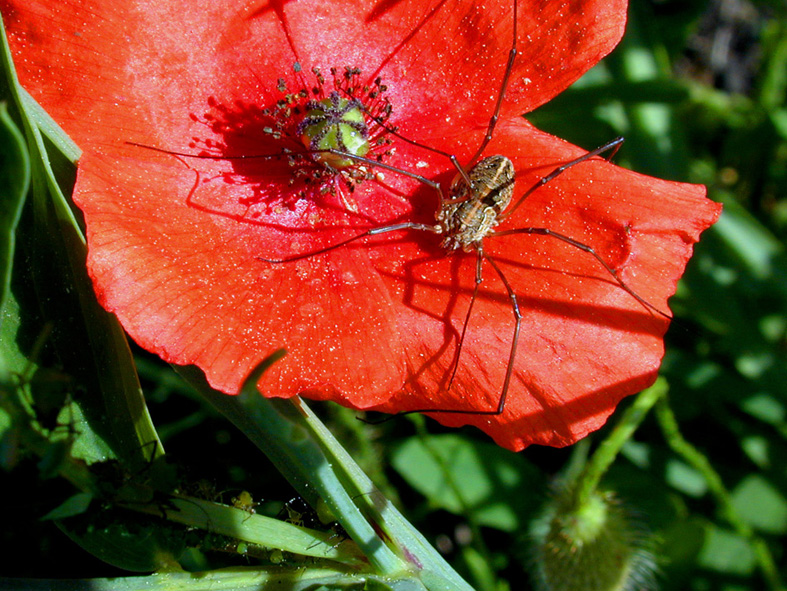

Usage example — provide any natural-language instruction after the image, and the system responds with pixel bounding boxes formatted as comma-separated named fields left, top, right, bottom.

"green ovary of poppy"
left=299, top=96, right=370, bottom=169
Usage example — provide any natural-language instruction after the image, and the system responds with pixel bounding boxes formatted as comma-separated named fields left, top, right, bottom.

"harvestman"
left=131, top=0, right=668, bottom=419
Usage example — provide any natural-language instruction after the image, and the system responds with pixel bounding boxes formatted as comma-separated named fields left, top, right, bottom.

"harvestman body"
left=131, top=0, right=668, bottom=418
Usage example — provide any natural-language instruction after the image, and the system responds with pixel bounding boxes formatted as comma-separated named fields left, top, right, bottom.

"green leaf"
left=697, top=523, right=757, bottom=576
left=740, top=393, right=786, bottom=428
left=391, top=434, right=541, bottom=532
left=711, top=199, right=786, bottom=284
left=41, top=492, right=93, bottom=521
left=0, top=101, right=28, bottom=329
left=57, top=515, right=185, bottom=573
left=18, top=87, right=79, bottom=165
left=665, top=458, right=708, bottom=498
left=731, top=475, right=787, bottom=535
left=135, top=494, right=368, bottom=565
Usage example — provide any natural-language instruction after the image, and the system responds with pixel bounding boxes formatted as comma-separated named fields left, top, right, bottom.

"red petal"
left=3, top=0, right=625, bottom=162
left=2, top=0, right=720, bottom=451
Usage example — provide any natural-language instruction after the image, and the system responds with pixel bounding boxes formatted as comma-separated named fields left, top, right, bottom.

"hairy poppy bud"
left=529, top=487, right=656, bottom=591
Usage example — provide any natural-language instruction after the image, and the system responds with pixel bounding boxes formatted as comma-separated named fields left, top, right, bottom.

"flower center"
left=298, top=92, right=370, bottom=169
left=185, top=67, right=395, bottom=211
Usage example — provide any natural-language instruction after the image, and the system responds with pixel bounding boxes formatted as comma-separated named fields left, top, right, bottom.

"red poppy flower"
left=3, top=0, right=721, bottom=451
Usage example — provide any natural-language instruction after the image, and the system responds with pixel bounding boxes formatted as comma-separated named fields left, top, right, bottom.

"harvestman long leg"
left=355, top=0, right=519, bottom=197
left=127, top=142, right=449, bottom=210
left=128, top=142, right=443, bottom=196
left=439, top=244, right=522, bottom=417
left=499, top=137, right=623, bottom=222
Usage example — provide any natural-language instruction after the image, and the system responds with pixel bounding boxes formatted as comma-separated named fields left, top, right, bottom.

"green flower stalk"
left=528, top=379, right=667, bottom=591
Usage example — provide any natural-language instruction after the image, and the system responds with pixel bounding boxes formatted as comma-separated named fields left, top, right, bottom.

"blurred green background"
left=2, top=0, right=786, bottom=589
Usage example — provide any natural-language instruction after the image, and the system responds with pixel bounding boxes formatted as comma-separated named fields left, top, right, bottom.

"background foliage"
left=1, top=0, right=786, bottom=589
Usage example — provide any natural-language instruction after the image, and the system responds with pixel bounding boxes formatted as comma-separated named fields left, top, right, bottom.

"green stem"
left=655, top=395, right=785, bottom=591
left=574, top=377, right=668, bottom=507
